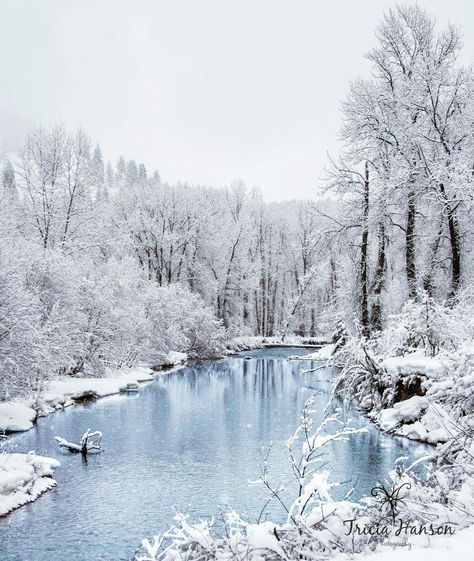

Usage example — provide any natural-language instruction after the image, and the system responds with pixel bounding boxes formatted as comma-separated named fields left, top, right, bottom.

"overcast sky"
left=1, top=0, right=473, bottom=201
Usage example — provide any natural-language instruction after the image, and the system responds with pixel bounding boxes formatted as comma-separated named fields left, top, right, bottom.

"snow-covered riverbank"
left=0, top=353, right=187, bottom=434
left=0, top=453, right=60, bottom=516
left=228, top=335, right=330, bottom=352
left=0, top=368, right=161, bottom=515
left=300, top=344, right=461, bottom=446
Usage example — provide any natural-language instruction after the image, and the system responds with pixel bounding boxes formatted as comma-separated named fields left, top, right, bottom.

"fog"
left=1, top=0, right=473, bottom=200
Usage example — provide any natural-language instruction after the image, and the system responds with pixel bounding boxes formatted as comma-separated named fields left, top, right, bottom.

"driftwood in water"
left=55, top=429, right=103, bottom=456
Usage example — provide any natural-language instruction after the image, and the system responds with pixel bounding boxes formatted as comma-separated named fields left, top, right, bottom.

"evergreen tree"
left=116, top=156, right=126, bottom=180
left=138, top=163, right=147, bottom=183
left=92, top=144, right=105, bottom=186
left=126, top=159, right=138, bottom=187
left=2, top=160, right=18, bottom=199
left=106, top=161, right=114, bottom=189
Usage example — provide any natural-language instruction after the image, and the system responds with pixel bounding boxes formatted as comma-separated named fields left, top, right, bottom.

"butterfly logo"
left=370, top=482, right=412, bottom=523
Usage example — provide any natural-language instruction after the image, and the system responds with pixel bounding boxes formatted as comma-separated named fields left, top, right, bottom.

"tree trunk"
left=360, top=162, right=370, bottom=336
left=439, top=183, right=461, bottom=299
left=422, top=217, right=443, bottom=298
left=406, top=188, right=417, bottom=299
left=370, top=219, right=386, bottom=331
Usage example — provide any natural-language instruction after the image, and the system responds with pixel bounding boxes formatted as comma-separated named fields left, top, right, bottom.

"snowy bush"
left=77, top=258, right=151, bottom=372
left=145, top=283, right=227, bottom=361
left=0, top=251, right=54, bottom=401
left=373, top=294, right=470, bottom=358
left=427, top=343, right=474, bottom=420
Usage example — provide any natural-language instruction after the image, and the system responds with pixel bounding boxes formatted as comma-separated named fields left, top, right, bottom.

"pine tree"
left=126, top=160, right=138, bottom=187
left=116, top=156, right=126, bottom=179
left=138, top=163, right=147, bottom=183
left=2, top=160, right=18, bottom=199
left=106, top=161, right=114, bottom=189
left=92, top=145, right=105, bottom=185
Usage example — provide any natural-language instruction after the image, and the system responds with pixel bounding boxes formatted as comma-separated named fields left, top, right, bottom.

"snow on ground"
left=381, top=352, right=445, bottom=378
left=0, top=453, right=60, bottom=516
left=42, top=366, right=155, bottom=409
left=0, top=402, right=37, bottom=432
left=228, top=336, right=331, bottom=352
left=395, top=403, right=455, bottom=444
left=158, top=351, right=187, bottom=367
left=228, top=336, right=266, bottom=351
left=298, top=343, right=336, bottom=360
left=377, top=396, right=455, bottom=444
left=378, top=396, right=430, bottom=431
left=0, top=354, right=187, bottom=434
left=371, top=352, right=458, bottom=445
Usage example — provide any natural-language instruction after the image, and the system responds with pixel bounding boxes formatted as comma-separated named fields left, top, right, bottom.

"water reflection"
left=0, top=348, right=429, bottom=561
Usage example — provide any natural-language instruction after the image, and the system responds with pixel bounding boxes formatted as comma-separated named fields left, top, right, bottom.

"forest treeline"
left=0, top=124, right=334, bottom=399
left=0, top=5, right=473, bottom=399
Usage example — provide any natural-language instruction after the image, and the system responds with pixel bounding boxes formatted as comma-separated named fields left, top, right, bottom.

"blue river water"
left=0, top=348, right=429, bottom=561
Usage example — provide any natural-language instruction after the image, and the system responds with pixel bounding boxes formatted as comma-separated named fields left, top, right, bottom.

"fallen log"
left=55, top=429, right=103, bottom=456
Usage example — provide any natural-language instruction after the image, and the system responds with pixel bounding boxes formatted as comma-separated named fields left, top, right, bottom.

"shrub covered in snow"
left=145, top=284, right=227, bottom=362
left=373, top=295, right=472, bottom=358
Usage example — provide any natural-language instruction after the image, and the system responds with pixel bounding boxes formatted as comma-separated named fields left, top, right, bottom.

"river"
left=0, top=347, right=429, bottom=561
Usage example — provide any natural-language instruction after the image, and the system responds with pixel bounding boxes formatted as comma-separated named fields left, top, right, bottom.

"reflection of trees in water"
left=153, top=356, right=338, bottom=450
left=334, top=413, right=429, bottom=493
left=156, top=354, right=425, bottom=503
left=157, top=357, right=319, bottom=407
left=149, top=356, right=429, bottom=493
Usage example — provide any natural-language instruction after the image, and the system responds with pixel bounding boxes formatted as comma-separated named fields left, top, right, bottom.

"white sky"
left=1, top=0, right=473, bottom=201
